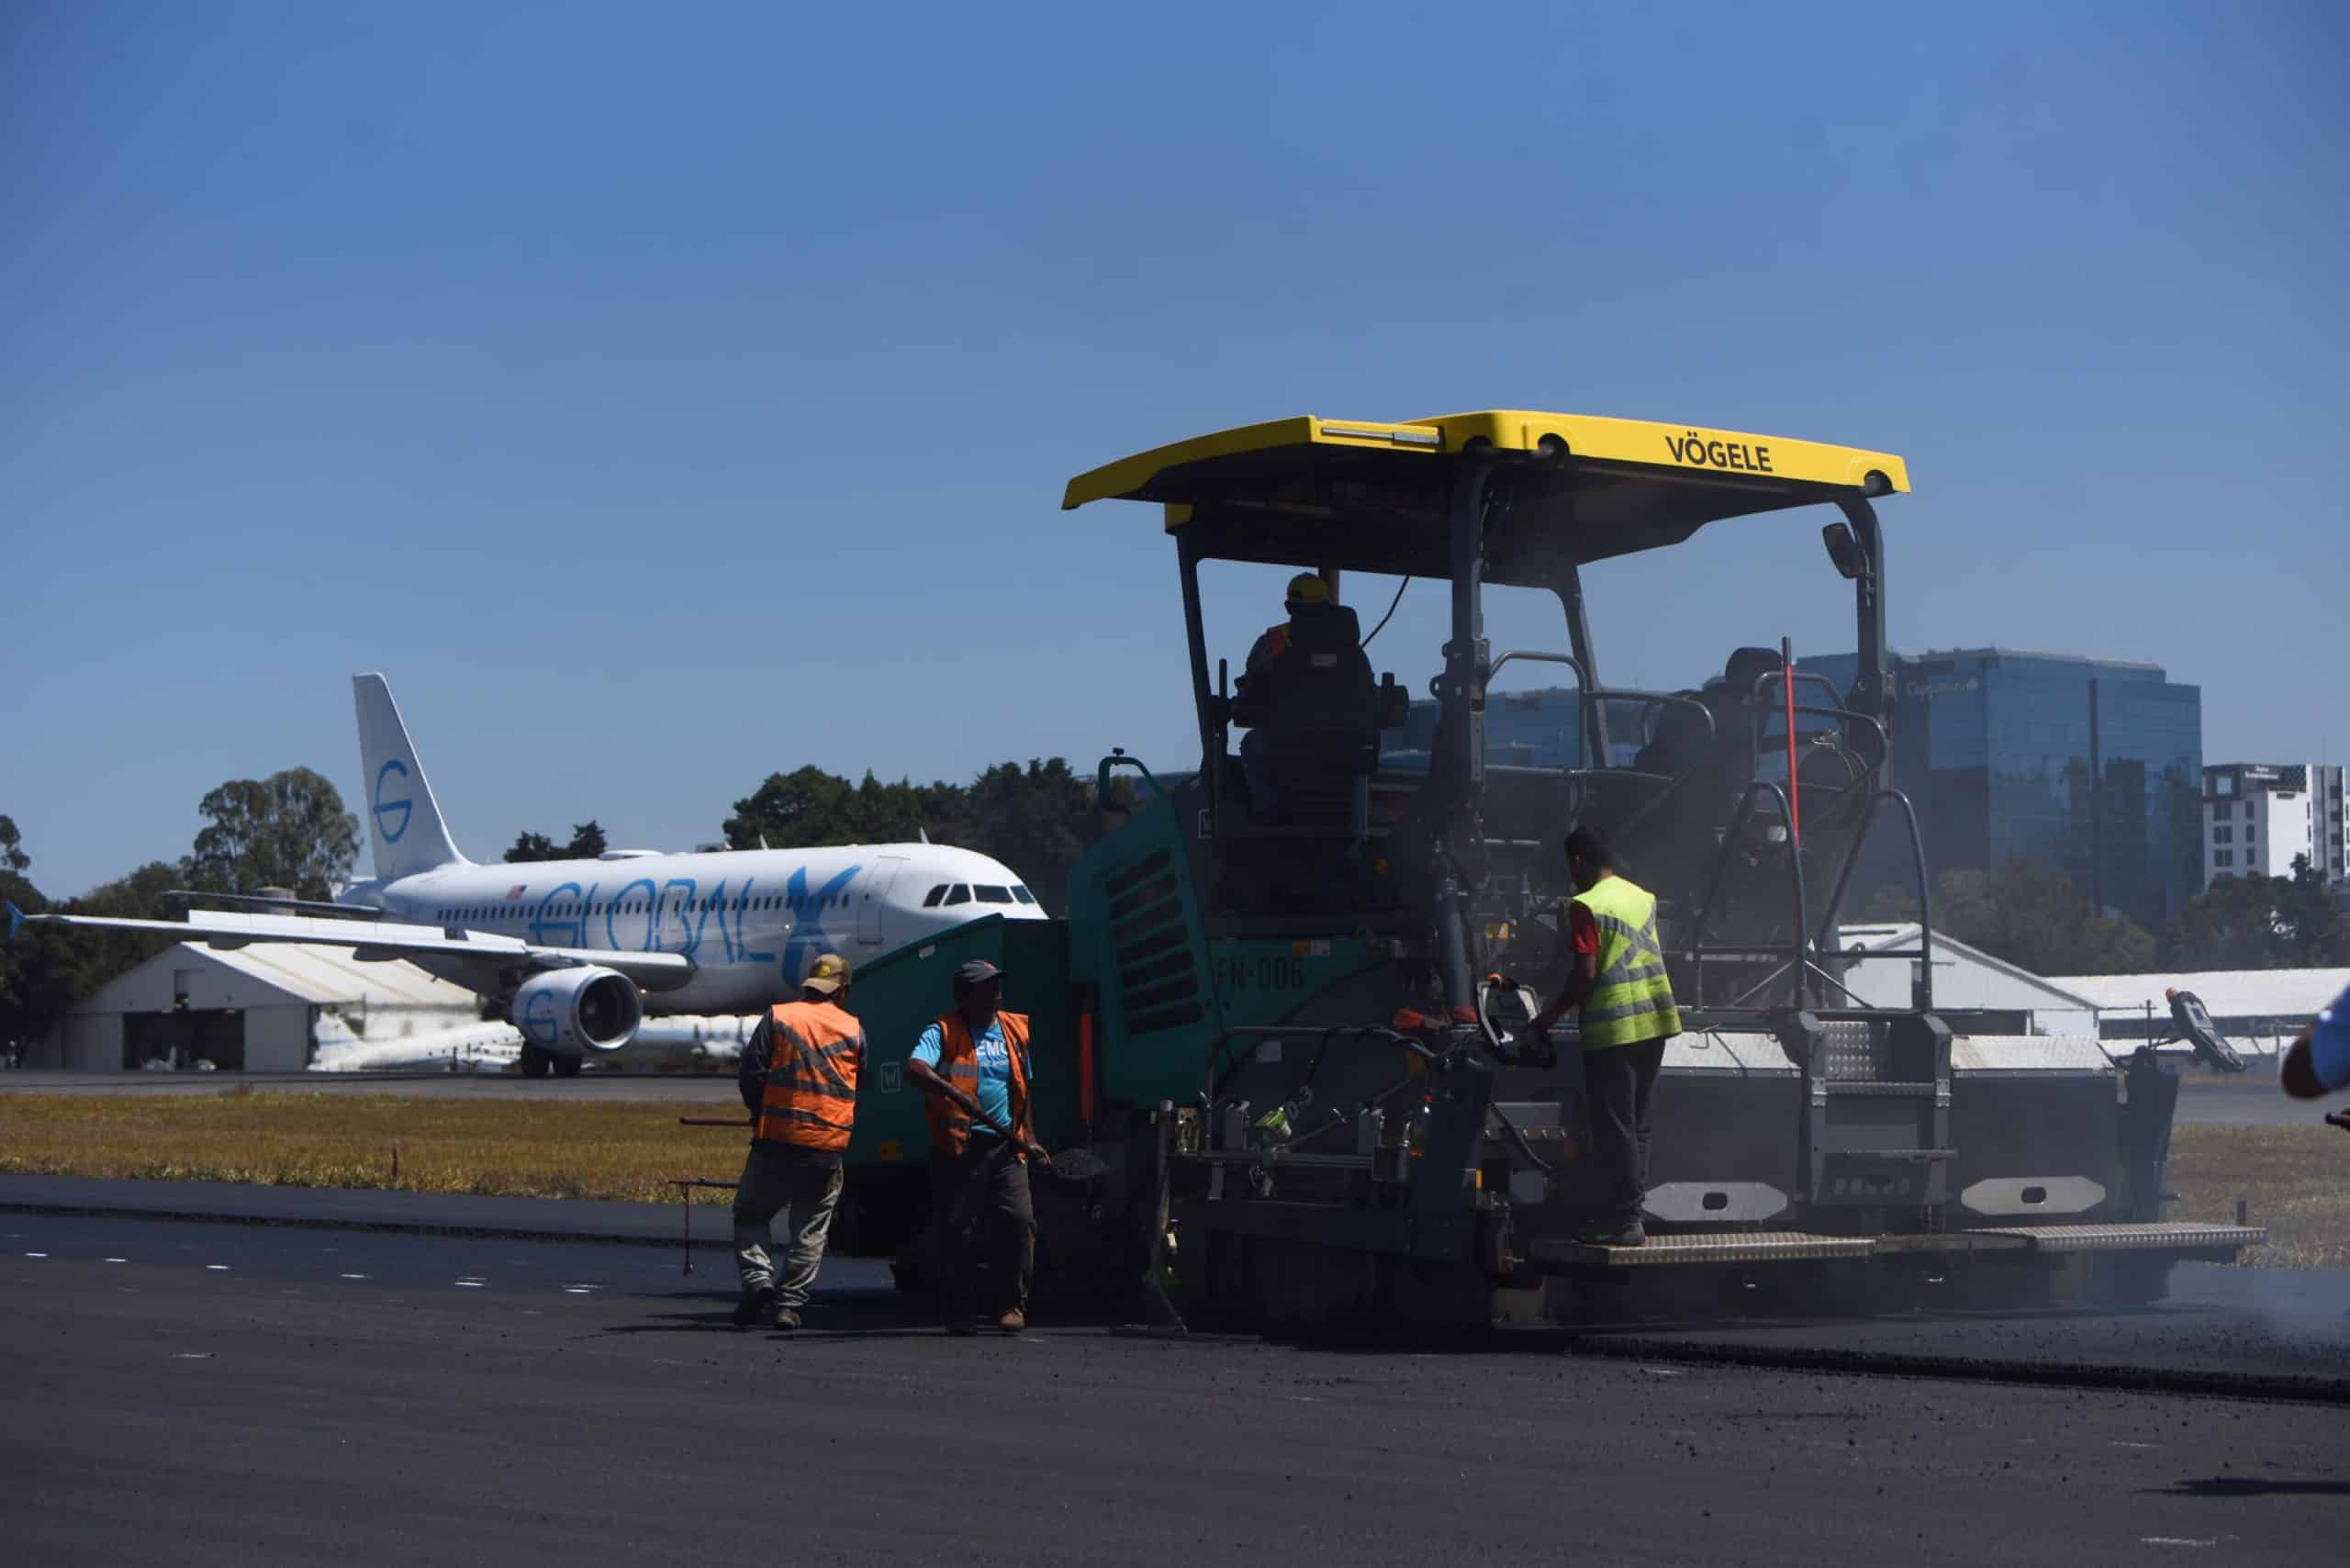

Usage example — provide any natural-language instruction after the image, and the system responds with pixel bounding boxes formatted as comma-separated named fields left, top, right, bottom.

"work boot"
left=1607, top=1221, right=1647, bottom=1248
left=772, top=1306, right=802, bottom=1331
left=996, top=1309, right=1026, bottom=1333
left=733, top=1285, right=777, bottom=1327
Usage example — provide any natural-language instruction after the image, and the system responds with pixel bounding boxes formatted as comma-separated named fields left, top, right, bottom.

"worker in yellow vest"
left=1528, top=825, right=1683, bottom=1247
left=731, top=953, right=866, bottom=1328
left=907, top=959, right=1053, bottom=1334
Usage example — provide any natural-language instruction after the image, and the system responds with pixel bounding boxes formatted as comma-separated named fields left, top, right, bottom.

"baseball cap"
left=952, top=958, right=1006, bottom=992
left=801, top=953, right=851, bottom=996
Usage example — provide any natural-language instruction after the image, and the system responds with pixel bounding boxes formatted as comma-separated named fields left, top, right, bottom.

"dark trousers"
left=1582, top=1038, right=1668, bottom=1226
left=930, top=1139, right=1035, bottom=1318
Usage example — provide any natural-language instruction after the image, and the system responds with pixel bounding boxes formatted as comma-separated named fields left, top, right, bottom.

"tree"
left=2, top=861, right=185, bottom=1047
left=184, top=767, right=360, bottom=901
left=963, top=759, right=1132, bottom=914
left=504, top=832, right=562, bottom=863
left=504, top=821, right=612, bottom=862
left=1862, top=859, right=2155, bottom=976
left=0, top=813, right=27, bottom=873
left=721, top=759, right=1128, bottom=915
left=2161, top=855, right=2350, bottom=970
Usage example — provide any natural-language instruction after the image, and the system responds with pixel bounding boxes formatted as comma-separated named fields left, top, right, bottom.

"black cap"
left=952, top=958, right=1006, bottom=992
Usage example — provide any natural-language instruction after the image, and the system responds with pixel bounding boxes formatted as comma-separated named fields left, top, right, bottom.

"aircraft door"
left=857, top=857, right=906, bottom=946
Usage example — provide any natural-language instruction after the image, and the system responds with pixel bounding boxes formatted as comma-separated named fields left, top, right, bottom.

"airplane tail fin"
left=352, top=674, right=470, bottom=880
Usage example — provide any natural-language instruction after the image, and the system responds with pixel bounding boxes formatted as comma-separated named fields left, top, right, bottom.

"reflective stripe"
left=923, top=1012, right=1033, bottom=1157
left=1573, top=877, right=1681, bottom=1049
left=755, top=1002, right=863, bottom=1151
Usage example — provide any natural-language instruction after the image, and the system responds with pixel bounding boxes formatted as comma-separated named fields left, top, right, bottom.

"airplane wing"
left=8, top=904, right=696, bottom=992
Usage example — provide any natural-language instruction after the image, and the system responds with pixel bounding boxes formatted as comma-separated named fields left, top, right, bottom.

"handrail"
left=1683, top=780, right=1808, bottom=1008
left=1811, top=788, right=1937, bottom=1012
left=1096, top=748, right=1165, bottom=815
left=1486, top=649, right=1588, bottom=686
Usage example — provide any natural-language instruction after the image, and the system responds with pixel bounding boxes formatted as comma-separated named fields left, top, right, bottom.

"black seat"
left=1258, top=602, right=1376, bottom=821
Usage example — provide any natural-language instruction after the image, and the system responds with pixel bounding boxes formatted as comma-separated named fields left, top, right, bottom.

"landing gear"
left=519, top=1045, right=553, bottom=1079
left=552, top=1054, right=583, bottom=1079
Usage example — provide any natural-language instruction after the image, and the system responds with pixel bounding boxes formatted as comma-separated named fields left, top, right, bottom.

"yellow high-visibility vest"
left=1573, top=875, right=1682, bottom=1049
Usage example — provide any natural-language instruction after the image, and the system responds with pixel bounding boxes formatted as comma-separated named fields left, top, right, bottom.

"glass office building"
left=1807, top=648, right=2203, bottom=927
left=1393, top=647, right=2203, bottom=927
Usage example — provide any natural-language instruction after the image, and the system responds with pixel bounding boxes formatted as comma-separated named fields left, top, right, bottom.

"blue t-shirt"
left=912, top=1018, right=1021, bottom=1137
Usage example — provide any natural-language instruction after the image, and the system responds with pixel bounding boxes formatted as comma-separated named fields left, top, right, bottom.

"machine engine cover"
left=510, top=968, right=643, bottom=1058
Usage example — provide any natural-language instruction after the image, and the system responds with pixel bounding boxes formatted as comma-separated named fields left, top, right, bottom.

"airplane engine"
left=509, top=968, right=643, bottom=1058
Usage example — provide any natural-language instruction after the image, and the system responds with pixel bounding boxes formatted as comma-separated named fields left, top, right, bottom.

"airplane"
left=13, top=674, right=1048, bottom=1076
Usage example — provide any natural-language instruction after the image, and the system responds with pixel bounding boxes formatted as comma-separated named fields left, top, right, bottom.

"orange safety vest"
left=754, top=1000, right=863, bottom=1152
left=1263, top=623, right=1291, bottom=660
left=923, top=1011, right=1032, bottom=1158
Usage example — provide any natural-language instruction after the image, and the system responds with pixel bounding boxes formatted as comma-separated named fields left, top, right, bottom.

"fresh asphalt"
left=3, top=1193, right=2345, bottom=1565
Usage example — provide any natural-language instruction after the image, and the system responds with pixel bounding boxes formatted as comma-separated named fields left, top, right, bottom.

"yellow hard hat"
left=1285, top=572, right=1331, bottom=606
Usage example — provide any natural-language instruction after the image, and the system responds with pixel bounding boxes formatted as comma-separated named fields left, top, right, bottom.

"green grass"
left=0, top=1091, right=748, bottom=1204
left=3, top=1093, right=2344, bottom=1268
left=2166, top=1121, right=2350, bottom=1270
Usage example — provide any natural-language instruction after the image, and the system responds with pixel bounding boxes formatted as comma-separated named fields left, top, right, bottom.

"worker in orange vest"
left=731, top=952, right=866, bottom=1329
left=907, top=958, right=1052, bottom=1334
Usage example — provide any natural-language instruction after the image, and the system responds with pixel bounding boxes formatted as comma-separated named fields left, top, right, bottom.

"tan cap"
left=801, top=953, right=851, bottom=996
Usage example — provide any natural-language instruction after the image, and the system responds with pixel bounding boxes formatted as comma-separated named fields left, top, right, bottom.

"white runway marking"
left=24, top=1251, right=48, bottom=1259
left=205, top=1264, right=230, bottom=1271
left=104, top=1258, right=128, bottom=1263
left=455, top=1280, right=487, bottom=1288
left=339, top=1272, right=369, bottom=1280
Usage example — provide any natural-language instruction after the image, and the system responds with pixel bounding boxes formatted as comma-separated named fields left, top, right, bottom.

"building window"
left=2213, top=826, right=2232, bottom=844
left=2215, top=851, right=2233, bottom=868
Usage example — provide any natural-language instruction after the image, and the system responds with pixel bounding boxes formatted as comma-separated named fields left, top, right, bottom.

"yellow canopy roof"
left=1065, top=409, right=1908, bottom=512
left=1061, top=409, right=1908, bottom=579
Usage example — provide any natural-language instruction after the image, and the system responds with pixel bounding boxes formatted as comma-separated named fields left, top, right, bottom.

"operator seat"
left=1254, top=601, right=1377, bottom=826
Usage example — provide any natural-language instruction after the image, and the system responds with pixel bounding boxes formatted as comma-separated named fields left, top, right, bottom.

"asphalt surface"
left=4, top=1207, right=2346, bottom=1566
left=2169, top=1075, right=2338, bottom=1128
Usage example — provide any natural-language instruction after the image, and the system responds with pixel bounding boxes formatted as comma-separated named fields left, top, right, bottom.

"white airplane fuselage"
left=342, top=841, right=1044, bottom=1015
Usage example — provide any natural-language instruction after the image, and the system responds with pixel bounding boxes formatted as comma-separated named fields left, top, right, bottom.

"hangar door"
left=123, top=1009, right=246, bottom=1071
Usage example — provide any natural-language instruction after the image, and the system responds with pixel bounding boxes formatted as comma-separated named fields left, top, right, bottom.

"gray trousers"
left=733, top=1143, right=845, bottom=1307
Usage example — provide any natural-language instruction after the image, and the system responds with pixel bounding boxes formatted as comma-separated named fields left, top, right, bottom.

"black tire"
left=520, top=1045, right=553, bottom=1079
left=551, top=1054, right=583, bottom=1079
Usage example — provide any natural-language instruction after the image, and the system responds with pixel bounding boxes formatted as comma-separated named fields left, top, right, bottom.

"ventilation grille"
left=1819, top=1019, right=1891, bottom=1081
left=1103, top=847, right=1203, bottom=1035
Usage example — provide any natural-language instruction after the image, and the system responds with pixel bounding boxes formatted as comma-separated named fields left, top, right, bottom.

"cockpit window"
left=944, top=885, right=971, bottom=906
left=1012, top=886, right=1036, bottom=905
left=923, top=884, right=947, bottom=907
left=974, top=885, right=1013, bottom=904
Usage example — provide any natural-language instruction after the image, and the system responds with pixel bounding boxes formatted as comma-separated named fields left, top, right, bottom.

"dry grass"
left=3, top=1094, right=2344, bottom=1268
left=0, top=1091, right=746, bottom=1205
left=2167, top=1122, right=2350, bottom=1271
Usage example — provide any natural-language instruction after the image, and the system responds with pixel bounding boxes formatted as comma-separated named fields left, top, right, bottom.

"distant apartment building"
left=2204, top=762, right=2346, bottom=884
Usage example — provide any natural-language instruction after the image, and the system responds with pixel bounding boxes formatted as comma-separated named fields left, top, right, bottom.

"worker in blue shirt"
left=907, top=959, right=1050, bottom=1333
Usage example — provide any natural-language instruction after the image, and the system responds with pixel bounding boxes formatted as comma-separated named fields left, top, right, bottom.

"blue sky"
left=5, top=2, right=2344, bottom=896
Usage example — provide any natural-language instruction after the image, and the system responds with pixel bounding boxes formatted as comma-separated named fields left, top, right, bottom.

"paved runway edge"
left=0, top=1173, right=692, bottom=1249
left=1561, top=1334, right=2350, bottom=1406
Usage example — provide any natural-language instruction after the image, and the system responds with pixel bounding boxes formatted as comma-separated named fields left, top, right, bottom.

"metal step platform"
left=1529, top=1221, right=2267, bottom=1270
left=1958, top=1222, right=2268, bottom=1254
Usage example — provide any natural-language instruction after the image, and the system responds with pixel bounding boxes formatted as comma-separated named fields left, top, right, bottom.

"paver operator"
left=1230, top=571, right=1335, bottom=812
left=907, top=958, right=1052, bottom=1334
left=732, top=952, right=866, bottom=1329
left=1528, top=825, right=1683, bottom=1248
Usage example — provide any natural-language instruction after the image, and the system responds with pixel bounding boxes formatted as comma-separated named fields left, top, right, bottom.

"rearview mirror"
left=1821, top=521, right=1865, bottom=580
